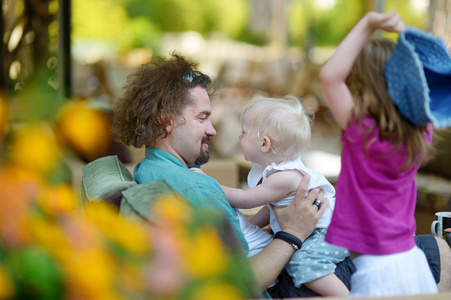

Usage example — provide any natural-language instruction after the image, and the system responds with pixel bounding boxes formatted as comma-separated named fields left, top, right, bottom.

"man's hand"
left=250, top=175, right=328, bottom=290
left=272, top=175, right=328, bottom=241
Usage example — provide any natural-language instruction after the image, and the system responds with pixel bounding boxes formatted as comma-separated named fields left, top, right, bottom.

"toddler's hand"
left=190, top=167, right=206, bottom=175
left=367, top=8, right=405, bottom=33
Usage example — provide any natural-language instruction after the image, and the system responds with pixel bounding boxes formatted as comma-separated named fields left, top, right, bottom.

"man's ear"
left=261, top=136, right=272, bottom=153
left=159, top=110, right=174, bottom=133
left=165, top=117, right=175, bottom=133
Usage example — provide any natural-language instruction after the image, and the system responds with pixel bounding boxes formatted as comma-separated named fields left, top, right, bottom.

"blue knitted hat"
left=385, top=26, right=451, bottom=128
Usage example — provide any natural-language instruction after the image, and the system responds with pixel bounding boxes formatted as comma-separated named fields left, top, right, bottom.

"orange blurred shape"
left=0, top=166, right=44, bottom=248
left=38, top=184, right=78, bottom=216
left=56, top=100, right=112, bottom=162
left=0, top=91, right=9, bottom=142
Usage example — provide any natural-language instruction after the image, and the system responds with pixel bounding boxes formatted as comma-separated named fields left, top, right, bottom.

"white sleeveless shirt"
left=247, top=156, right=336, bottom=233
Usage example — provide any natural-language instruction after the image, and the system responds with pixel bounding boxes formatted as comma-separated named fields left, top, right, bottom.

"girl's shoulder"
left=344, top=115, right=378, bottom=138
left=347, top=114, right=376, bottom=129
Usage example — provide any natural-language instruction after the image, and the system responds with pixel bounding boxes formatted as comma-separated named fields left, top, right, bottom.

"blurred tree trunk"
left=2, top=0, right=57, bottom=93
left=0, top=6, right=5, bottom=90
left=429, top=0, right=451, bottom=42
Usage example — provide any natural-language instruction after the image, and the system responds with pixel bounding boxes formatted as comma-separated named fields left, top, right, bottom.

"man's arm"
left=436, top=236, right=451, bottom=292
left=248, top=175, right=328, bottom=290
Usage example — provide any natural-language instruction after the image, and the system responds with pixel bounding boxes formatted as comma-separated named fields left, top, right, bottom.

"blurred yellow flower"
left=60, top=215, right=103, bottom=252
left=117, top=264, right=148, bottom=295
left=85, top=202, right=151, bottom=254
left=55, top=100, right=112, bottom=162
left=30, top=217, right=70, bottom=257
left=8, top=125, right=61, bottom=174
left=60, top=247, right=120, bottom=300
left=190, top=281, right=243, bottom=300
left=0, top=264, right=15, bottom=299
left=38, top=183, right=78, bottom=216
left=184, top=226, right=229, bottom=279
left=152, top=194, right=193, bottom=225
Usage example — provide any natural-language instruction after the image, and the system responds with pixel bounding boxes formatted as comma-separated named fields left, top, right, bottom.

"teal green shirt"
left=133, top=147, right=249, bottom=254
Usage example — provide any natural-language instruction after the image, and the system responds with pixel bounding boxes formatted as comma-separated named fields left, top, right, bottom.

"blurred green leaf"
left=7, top=248, right=64, bottom=300
left=12, top=66, right=62, bottom=123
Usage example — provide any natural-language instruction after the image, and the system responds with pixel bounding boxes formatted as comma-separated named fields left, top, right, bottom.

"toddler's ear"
left=261, top=136, right=272, bottom=153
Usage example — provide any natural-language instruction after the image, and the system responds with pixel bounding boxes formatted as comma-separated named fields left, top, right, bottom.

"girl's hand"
left=367, top=8, right=405, bottom=33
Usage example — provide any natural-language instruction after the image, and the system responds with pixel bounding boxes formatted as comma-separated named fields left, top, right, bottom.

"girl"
left=319, top=9, right=437, bottom=297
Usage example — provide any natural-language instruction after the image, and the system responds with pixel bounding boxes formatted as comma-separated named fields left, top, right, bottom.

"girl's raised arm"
left=319, top=9, right=404, bottom=130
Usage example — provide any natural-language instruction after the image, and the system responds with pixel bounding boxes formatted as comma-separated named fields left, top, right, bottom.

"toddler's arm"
left=222, top=170, right=303, bottom=209
left=319, top=9, right=404, bottom=130
left=247, top=206, right=270, bottom=228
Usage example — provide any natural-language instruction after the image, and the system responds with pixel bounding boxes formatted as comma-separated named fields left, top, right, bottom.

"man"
left=113, top=53, right=449, bottom=296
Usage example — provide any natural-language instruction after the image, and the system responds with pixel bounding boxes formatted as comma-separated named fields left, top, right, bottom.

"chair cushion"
left=81, top=155, right=137, bottom=207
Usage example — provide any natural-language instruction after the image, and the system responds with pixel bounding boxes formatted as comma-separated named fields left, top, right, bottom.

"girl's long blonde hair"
left=346, top=37, right=431, bottom=171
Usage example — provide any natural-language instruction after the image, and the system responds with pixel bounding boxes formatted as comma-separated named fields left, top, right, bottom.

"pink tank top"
left=325, top=117, right=432, bottom=255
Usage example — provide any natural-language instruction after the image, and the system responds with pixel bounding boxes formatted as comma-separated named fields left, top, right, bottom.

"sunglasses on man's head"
left=183, top=69, right=196, bottom=83
left=182, top=69, right=211, bottom=91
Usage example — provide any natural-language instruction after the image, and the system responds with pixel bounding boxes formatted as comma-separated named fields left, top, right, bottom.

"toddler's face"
left=239, top=112, right=262, bottom=163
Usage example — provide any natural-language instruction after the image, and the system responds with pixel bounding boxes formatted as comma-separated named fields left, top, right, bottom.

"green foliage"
left=386, top=0, right=429, bottom=29
left=123, top=0, right=249, bottom=38
left=287, top=0, right=368, bottom=48
left=287, top=0, right=429, bottom=48
left=72, top=0, right=131, bottom=52
left=72, top=0, right=129, bottom=41
left=7, top=248, right=64, bottom=299
left=383, top=0, right=429, bottom=40
left=72, top=0, right=249, bottom=53
left=125, top=17, right=162, bottom=51
left=72, top=0, right=430, bottom=52
left=12, top=66, right=62, bottom=123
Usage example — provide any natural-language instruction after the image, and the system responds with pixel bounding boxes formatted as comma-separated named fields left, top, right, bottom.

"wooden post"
left=58, top=0, right=72, bottom=99
left=0, top=5, right=6, bottom=91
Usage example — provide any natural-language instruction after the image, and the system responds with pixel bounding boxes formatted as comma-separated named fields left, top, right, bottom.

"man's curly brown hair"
left=113, top=53, right=213, bottom=148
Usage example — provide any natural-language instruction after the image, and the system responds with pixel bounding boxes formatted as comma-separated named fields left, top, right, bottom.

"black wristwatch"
left=273, top=231, right=303, bottom=250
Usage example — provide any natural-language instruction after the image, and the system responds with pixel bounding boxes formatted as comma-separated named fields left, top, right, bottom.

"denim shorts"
left=285, top=228, right=349, bottom=286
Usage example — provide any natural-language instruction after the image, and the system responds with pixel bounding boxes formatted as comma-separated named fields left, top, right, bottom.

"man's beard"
left=194, top=137, right=210, bottom=165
